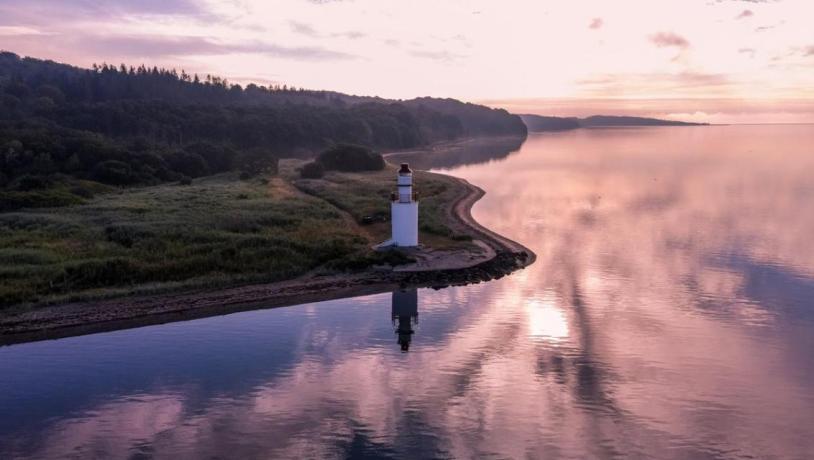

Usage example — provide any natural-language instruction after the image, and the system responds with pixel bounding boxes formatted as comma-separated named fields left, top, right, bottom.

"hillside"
left=0, top=51, right=525, bottom=200
left=519, top=113, right=706, bottom=132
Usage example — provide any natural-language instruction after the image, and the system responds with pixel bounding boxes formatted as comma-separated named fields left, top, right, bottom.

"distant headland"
left=519, top=114, right=708, bottom=132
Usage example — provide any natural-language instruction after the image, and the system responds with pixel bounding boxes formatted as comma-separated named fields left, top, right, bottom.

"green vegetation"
left=0, top=51, right=525, bottom=197
left=288, top=162, right=474, bottom=247
left=316, top=144, right=385, bottom=172
left=300, top=144, right=384, bottom=178
left=0, top=51, right=499, bottom=310
left=0, top=161, right=474, bottom=309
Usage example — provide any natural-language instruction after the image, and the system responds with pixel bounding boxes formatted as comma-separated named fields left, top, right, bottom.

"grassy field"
left=0, top=160, right=472, bottom=309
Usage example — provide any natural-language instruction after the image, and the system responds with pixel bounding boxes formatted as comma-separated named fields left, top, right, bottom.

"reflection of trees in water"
left=387, top=135, right=526, bottom=171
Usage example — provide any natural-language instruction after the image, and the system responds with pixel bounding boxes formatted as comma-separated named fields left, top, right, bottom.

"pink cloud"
left=736, top=9, right=754, bottom=19
left=649, top=32, right=690, bottom=48
left=589, top=18, right=603, bottom=30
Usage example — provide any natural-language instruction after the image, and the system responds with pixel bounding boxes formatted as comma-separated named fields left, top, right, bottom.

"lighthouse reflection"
left=391, top=289, right=419, bottom=352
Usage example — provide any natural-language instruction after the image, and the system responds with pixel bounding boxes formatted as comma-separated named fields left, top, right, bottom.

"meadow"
left=0, top=160, right=472, bottom=309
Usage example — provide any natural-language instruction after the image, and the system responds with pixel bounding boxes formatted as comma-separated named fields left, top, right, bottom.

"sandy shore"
left=0, top=174, right=535, bottom=345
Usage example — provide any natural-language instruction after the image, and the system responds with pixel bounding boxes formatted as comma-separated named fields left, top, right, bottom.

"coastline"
left=0, top=172, right=536, bottom=346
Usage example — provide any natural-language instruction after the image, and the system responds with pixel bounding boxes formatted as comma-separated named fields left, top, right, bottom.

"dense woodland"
left=0, top=51, right=526, bottom=209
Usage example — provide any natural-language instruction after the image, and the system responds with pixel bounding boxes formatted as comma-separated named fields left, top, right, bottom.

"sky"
left=1, top=0, right=813, bottom=123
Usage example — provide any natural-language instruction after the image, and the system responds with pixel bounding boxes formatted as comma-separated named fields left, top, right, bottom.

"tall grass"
left=1, top=162, right=474, bottom=309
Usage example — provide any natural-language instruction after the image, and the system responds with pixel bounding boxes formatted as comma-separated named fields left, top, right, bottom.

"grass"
left=0, top=161, right=474, bottom=309
left=286, top=161, right=473, bottom=247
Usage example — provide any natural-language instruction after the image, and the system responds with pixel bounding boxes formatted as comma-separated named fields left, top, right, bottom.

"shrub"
left=239, top=148, right=279, bottom=178
left=184, top=142, right=236, bottom=173
left=164, top=150, right=209, bottom=178
left=178, top=175, right=192, bottom=185
left=92, top=160, right=133, bottom=185
left=13, top=174, right=51, bottom=191
left=0, top=189, right=84, bottom=211
left=300, top=161, right=325, bottom=179
left=316, top=144, right=385, bottom=172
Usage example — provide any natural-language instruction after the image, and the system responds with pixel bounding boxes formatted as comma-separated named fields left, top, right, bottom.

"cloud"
left=409, top=50, right=465, bottom=62
left=577, top=72, right=729, bottom=97
left=736, top=9, right=754, bottom=19
left=588, top=18, right=603, bottom=30
left=0, top=0, right=208, bottom=26
left=9, top=33, right=356, bottom=61
left=331, top=31, right=366, bottom=39
left=290, top=21, right=319, bottom=37
left=649, top=32, right=690, bottom=49
left=804, top=46, right=814, bottom=57
left=738, top=47, right=756, bottom=57
left=290, top=21, right=364, bottom=40
left=0, top=26, right=50, bottom=36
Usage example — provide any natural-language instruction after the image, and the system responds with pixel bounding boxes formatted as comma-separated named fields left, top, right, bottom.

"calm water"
left=2, top=125, right=814, bottom=459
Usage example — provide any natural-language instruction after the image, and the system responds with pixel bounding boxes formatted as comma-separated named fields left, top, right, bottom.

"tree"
left=92, top=160, right=133, bottom=185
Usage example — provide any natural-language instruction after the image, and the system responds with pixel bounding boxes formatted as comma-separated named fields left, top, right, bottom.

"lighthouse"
left=390, top=163, right=419, bottom=247
left=392, top=289, right=418, bottom=352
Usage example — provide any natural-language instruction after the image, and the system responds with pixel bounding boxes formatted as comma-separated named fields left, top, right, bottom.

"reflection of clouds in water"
left=4, top=126, right=814, bottom=459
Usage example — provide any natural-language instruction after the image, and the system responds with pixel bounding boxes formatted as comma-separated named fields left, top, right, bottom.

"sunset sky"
left=1, top=0, right=813, bottom=122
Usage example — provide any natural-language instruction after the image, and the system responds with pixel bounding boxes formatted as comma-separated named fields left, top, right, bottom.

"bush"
left=13, top=174, right=51, bottom=191
left=0, top=189, right=84, bottom=211
left=92, top=160, right=133, bottom=185
left=316, top=144, right=385, bottom=172
left=178, top=175, right=192, bottom=185
left=300, top=161, right=325, bottom=179
left=164, top=150, right=209, bottom=178
left=184, top=142, right=236, bottom=173
left=239, top=148, right=279, bottom=178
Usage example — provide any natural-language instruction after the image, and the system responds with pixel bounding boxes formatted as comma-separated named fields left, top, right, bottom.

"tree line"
left=0, top=51, right=525, bottom=199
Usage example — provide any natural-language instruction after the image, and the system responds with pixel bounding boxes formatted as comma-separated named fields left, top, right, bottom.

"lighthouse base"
left=389, top=201, right=419, bottom=247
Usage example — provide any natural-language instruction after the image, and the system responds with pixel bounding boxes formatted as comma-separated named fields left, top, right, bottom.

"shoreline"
left=0, top=173, right=536, bottom=346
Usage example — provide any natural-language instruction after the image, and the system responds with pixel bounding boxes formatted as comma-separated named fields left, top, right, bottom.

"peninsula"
left=0, top=52, right=534, bottom=343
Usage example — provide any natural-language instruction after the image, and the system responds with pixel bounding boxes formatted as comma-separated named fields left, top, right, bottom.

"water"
left=2, top=125, right=814, bottom=459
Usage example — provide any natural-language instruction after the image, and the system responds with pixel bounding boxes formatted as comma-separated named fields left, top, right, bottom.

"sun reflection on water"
left=525, top=292, right=569, bottom=343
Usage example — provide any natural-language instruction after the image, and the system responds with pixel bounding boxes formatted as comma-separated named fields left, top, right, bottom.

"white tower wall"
left=391, top=201, right=418, bottom=246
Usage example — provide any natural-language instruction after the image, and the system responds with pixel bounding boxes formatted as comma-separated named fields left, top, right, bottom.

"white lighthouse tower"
left=389, top=163, right=419, bottom=247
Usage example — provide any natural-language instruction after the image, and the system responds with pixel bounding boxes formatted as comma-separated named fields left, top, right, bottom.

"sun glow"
left=525, top=293, right=569, bottom=343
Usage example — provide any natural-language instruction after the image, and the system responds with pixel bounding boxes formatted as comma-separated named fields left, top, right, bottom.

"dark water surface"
left=2, top=126, right=814, bottom=459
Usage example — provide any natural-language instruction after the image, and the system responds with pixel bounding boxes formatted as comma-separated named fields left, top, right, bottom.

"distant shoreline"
left=0, top=165, right=535, bottom=346
left=519, top=114, right=708, bottom=132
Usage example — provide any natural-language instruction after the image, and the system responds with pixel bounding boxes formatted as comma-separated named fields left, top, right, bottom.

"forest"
left=0, top=51, right=526, bottom=210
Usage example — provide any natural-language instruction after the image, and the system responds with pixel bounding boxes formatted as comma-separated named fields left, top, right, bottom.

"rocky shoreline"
left=0, top=175, right=535, bottom=346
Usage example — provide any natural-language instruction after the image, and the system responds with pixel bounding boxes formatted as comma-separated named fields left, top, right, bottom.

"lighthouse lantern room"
left=389, top=163, right=419, bottom=247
